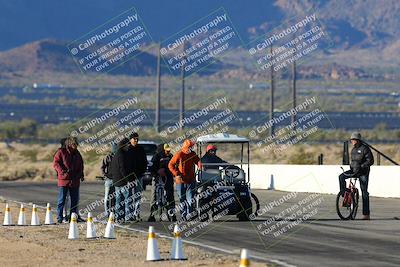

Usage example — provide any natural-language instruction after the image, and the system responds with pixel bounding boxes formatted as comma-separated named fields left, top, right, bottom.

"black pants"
left=149, top=175, right=175, bottom=219
left=339, top=170, right=370, bottom=215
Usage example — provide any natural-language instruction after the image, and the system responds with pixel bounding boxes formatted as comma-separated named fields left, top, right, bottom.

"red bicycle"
left=336, top=168, right=360, bottom=220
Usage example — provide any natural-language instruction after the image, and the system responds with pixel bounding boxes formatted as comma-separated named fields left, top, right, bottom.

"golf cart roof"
left=138, top=140, right=158, bottom=145
left=196, top=133, right=249, bottom=144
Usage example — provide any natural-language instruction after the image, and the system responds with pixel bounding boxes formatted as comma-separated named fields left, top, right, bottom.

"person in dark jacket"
left=53, top=136, right=84, bottom=223
left=101, top=143, right=117, bottom=216
left=148, top=143, right=176, bottom=222
left=110, top=133, right=148, bottom=222
left=110, top=138, right=133, bottom=223
left=127, top=132, right=148, bottom=221
left=339, top=132, right=374, bottom=220
left=200, top=144, right=227, bottom=170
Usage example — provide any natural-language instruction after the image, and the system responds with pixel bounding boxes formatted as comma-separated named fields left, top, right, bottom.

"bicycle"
left=336, top=167, right=360, bottom=220
left=154, top=175, right=168, bottom=221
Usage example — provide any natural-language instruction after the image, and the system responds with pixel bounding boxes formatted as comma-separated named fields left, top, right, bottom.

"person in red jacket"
left=53, top=137, right=84, bottom=223
left=168, top=139, right=200, bottom=221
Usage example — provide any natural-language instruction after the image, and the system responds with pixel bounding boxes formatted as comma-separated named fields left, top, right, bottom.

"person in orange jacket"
left=168, top=139, right=200, bottom=221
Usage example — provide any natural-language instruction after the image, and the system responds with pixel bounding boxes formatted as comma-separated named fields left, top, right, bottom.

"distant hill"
left=0, top=39, right=157, bottom=76
left=0, top=0, right=398, bottom=51
left=0, top=0, right=399, bottom=79
left=0, top=39, right=230, bottom=76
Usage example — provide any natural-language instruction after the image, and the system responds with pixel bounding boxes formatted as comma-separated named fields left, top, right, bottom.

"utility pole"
left=155, top=42, right=161, bottom=133
left=269, top=45, right=275, bottom=137
left=291, top=59, right=297, bottom=127
left=179, top=42, right=186, bottom=130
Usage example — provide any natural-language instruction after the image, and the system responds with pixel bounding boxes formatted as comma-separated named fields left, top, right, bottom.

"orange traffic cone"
left=17, top=204, right=27, bottom=226
left=239, top=249, right=250, bottom=267
left=3, top=203, right=13, bottom=226
left=146, top=226, right=161, bottom=261
left=171, top=224, right=187, bottom=260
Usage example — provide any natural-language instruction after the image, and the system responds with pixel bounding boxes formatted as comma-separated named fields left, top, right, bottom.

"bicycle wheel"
left=336, top=192, right=355, bottom=220
left=351, top=190, right=359, bottom=220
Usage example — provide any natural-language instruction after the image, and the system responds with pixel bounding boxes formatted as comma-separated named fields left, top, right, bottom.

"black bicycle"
left=154, top=175, right=169, bottom=221
left=336, top=168, right=360, bottom=220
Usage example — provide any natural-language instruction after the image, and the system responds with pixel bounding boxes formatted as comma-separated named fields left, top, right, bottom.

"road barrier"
left=247, top=164, right=400, bottom=198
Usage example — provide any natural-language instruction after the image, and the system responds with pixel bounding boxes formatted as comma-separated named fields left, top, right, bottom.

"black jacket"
left=110, top=139, right=147, bottom=187
left=126, top=144, right=148, bottom=180
left=101, top=152, right=114, bottom=179
left=200, top=152, right=227, bottom=170
left=110, top=139, right=130, bottom=187
left=150, top=150, right=173, bottom=178
left=350, top=142, right=374, bottom=176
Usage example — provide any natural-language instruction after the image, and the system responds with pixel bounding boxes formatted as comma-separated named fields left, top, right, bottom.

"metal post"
left=155, top=42, right=161, bottom=132
left=269, top=45, right=275, bottom=137
left=318, top=153, right=323, bottom=165
left=377, top=153, right=381, bottom=166
left=342, top=141, right=349, bottom=165
left=291, top=59, right=297, bottom=126
left=179, top=42, right=186, bottom=130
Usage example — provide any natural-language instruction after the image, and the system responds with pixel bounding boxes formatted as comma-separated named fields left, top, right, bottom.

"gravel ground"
left=0, top=202, right=267, bottom=267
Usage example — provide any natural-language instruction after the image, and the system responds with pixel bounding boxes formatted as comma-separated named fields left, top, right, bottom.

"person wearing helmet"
left=201, top=144, right=228, bottom=171
left=168, top=139, right=200, bottom=221
left=339, top=132, right=374, bottom=220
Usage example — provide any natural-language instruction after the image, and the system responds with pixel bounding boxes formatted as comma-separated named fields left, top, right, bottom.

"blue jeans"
left=176, top=182, right=196, bottom=220
left=115, top=184, right=133, bottom=222
left=132, top=178, right=143, bottom=218
left=57, top=186, right=79, bottom=221
left=104, top=178, right=114, bottom=216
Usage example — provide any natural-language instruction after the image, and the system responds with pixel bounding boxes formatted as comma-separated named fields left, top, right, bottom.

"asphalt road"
left=1, top=181, right=400, bottom=267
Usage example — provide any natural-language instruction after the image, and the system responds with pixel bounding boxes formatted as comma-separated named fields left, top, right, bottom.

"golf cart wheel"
left=251, top=193, right=260, bottom=217
left=199, top=211, right=210, bottom=222
left=237, top=198, right=252, bottom=221
left=238, top=213, right=250, bottom=221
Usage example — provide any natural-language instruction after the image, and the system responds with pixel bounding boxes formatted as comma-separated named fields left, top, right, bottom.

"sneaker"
left=362, top=215, right=370, bottom=220
left=77, top=216, right=86, bottom=223
left=57, top=218, right=63, bottom=224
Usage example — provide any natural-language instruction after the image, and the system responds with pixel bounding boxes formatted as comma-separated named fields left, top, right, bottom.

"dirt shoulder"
left=0, top=202, right=266, bottom=267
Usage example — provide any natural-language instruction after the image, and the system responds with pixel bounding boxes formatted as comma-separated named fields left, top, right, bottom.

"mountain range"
left=0, top=0, right=398, bottom=78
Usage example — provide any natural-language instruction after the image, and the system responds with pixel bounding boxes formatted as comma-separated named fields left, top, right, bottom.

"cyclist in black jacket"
left=339, top=132, right=374, bottom=220
left=148, top=143, right=176, bottom=222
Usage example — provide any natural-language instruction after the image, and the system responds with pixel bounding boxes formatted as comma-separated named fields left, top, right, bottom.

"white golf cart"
left=195, top=133, right=259, bottom=221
